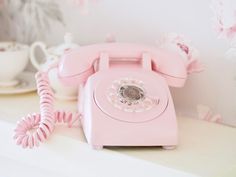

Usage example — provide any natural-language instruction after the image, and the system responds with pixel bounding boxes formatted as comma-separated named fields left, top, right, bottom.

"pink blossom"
left=197, top=104, right=223, bottom=123
left=0, top=0, right=4, bottom=8
left=211, top=0, right=236, bottom=40
left=105, top=33, right=116, bottom=43
left=69, top=0, right=98, bottom=14
left=160, top=33, right=204, bottom=74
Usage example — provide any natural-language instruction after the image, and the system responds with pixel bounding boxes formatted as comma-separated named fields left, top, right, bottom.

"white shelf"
left=0, top=92, right=236, bottom=177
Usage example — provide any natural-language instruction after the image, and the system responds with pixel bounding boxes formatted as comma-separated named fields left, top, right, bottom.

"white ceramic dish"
left=0, top=72, right=36, bottom=95
left=0, top=42, right=29, bottom=86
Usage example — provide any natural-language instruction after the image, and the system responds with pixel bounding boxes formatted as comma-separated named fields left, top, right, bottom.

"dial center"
left=118, top=85, right=145, bottom=103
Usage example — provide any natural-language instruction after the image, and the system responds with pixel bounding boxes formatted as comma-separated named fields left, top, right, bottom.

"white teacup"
left=0, top=42, right=29, bottom=87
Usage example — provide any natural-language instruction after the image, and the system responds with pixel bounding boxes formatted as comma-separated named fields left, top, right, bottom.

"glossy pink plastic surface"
left=83, top=82, right=178, bottom=147
left=58, top=43, right=187, bottom=87
left=60, top=45, right=182, bottom=148
left=78, top=54, right=178, bottom=148
left=14, top=43, right=188, bottom=149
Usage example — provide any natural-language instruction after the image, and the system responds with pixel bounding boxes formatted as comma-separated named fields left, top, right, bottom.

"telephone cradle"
left=14, top=43, right=200, bottom=149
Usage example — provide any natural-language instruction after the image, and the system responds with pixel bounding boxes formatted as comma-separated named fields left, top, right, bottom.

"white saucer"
left=0, top=79, right=19, bottom=87
left=0, top=72, right=36, bottom=95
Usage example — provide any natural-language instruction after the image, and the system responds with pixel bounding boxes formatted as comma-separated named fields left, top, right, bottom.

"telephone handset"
left=14, top=43, right=196, bottom=149
left=58, top=43, right=187, bottom=87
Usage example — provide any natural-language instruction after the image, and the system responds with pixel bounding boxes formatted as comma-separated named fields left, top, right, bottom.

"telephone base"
left=92, top=145, right=103, bottom=150
left=80, top=69, right=178, bottom=149
left=162, top=146, right=176, bottom=150
left=91, top=145, right=177, bottom=150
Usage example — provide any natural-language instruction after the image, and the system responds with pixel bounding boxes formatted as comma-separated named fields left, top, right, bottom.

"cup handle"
left=30, top=42, right=48, bottom=71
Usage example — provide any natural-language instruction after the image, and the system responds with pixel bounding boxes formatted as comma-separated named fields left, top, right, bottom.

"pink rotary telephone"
left=14, top=43, right=197, bottom=149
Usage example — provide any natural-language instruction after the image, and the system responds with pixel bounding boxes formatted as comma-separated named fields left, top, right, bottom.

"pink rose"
left=211, top=0, right=236, bottom=40
left=160, top=33, right=204, bottom=74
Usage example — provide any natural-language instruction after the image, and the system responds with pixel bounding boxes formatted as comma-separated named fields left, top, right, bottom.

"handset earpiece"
left=58, top=43, right=189, bottom=88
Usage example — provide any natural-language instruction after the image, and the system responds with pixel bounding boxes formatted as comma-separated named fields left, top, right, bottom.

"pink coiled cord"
left=14, top=71, right=80, bottom=148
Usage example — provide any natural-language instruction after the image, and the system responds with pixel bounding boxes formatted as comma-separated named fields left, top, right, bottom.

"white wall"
left=56, top=0, right=235, bottom=126
left=2, top=0, right=236, bottom=126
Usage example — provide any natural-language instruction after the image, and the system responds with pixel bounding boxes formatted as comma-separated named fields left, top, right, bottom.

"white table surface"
left=0, top=92, right=236, bottom=177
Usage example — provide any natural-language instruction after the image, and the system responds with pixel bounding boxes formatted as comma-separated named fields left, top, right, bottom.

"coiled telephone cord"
left=13, top=71, right=80, bottom=148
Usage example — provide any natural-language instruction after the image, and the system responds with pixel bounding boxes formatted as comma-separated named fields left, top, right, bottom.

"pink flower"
left=211, top=0, right=236, bottom=40
left=105, top=33, right=116, bottom=43
left=0, top=0, right=4, bottom=8
left=69, top=0, right=98, bottom=14
left=159, top=33, right=204, bottom=74
left=197, top=104, right=223, bottom=123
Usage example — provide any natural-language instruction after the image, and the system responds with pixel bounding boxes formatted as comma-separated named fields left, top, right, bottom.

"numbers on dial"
left=107, top=78, right=159, bottom=113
